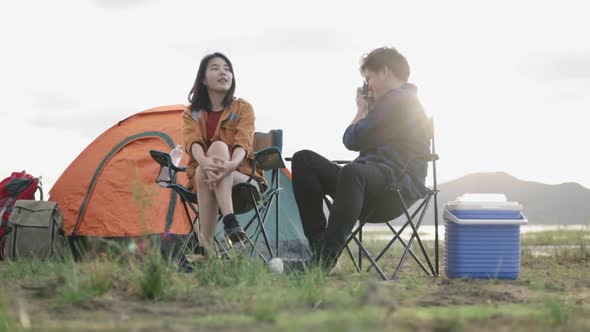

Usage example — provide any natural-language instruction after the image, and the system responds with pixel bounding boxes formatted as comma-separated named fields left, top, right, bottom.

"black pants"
left=291, top=150, right=390, bottom=264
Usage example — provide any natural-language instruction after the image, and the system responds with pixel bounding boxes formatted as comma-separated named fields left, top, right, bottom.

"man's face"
left=363, top=67, right=389, bottom=99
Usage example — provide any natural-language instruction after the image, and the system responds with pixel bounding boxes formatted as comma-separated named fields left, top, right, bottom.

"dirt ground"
left=2, top=242, right=589, bottom=332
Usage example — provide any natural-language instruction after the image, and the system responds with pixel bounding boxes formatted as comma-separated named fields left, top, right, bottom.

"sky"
left=1, top=0, right=589, bottom=194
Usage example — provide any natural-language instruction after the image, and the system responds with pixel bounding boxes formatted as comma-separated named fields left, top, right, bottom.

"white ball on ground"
left=268, top=258, right=284, bottom=274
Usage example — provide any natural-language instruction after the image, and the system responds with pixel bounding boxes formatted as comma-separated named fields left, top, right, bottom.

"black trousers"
left=291, top=150, right=390, bottom=263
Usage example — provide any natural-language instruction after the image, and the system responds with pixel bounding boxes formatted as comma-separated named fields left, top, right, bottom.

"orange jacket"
left=182, top=98, right=265, bottom=192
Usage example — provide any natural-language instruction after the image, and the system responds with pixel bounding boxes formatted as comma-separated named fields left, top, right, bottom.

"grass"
left=0, top=233, right=588, bottom=331
left=0, top=288, right=16, bottom=332
left=522, top=226, right=590, bottom=246
left=0, top=258, right=56, bottom=281
left=137, top=248, right=166, bottom=300
left=521, top=227, right=590, bottom=266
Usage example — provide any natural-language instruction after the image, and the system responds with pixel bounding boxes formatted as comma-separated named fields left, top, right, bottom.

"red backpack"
left=0, top=171, right=42, bottom=259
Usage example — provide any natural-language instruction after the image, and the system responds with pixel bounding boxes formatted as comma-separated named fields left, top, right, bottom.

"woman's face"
left=203, top=57, right=233, bottom=93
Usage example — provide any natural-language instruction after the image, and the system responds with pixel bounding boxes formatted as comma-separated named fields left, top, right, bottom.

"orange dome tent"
left=50, top=105, right=191, bottom=237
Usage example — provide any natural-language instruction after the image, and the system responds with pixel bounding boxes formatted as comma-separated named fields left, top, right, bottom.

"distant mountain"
left=410, top=172, right=590, bottom=225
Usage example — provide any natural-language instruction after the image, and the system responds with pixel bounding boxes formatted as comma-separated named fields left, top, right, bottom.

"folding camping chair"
left=340, top=117, right=439, bottom=280
left=150, top=129, right=286, bottom=264
left=318, top=117, right=439, bottom=281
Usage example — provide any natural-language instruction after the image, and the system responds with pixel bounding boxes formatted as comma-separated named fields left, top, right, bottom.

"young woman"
left=182, top=52, right=265, bottom=256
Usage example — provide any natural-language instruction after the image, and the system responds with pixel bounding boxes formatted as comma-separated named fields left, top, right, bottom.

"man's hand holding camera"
left=352, top=84, right=370, bottom=125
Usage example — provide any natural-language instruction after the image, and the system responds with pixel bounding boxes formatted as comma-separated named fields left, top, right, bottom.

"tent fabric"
left=50, top=105, right=192, bottom=237
left=220, top=169, right=312, bottom=259
left=49, top=105, right=309, bottom=259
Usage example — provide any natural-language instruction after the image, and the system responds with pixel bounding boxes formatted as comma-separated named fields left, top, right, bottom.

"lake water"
left=362, top=224, right=589, bottom=241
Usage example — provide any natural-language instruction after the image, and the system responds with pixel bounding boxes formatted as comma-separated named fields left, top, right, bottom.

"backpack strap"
left=0, top=197, right=15, bottom=226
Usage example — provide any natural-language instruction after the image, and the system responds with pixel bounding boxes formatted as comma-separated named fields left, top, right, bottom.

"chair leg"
left=368, top=200, right=426, bottom=268
left=392, top=192, right=435, bottom=279
left=408, top=194, right=436, bottom=276
left=341, top=217, right=368, bottom=256
left=344, top=230, right=388, bottom=280
left=243, top=214, right=258, bottom=233
left=367, top=198, right=430, bottom=273
left=275, top=170, right=280, bottom=257
left=244, top=212, right=271, bottom=263
left=329, top=198, right=389, bottom=280
left=369, top=199, right=432, bottom=272
left=340, top=214, right=388, bottom=279
left=344, top=244, right=361, bottom=273
left=248, top=218, right=269, bottom=261
left=214, top=215, right=234, bottom=259
left=244, top=200, right=275, bottom=263
left=246, top=190, right=276, bottom=260
left=213, top=215, right=268, bottom=263
left=433, top=190, right=439, bottom=277
left=358, top=226, right=363, bottom=270
left=368, top=222, right=432, bottom=276
left=174, top=194, right=200, bottom=263
left=214, top=236, right=232, bottom=258
left=244, top=234, right=270, bottom=264
left=350, top=235, right=388, bottom=280
left=244, top=196, right=273, bottom=243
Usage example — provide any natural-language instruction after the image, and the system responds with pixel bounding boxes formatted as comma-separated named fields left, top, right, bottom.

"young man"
left=278, top=47, right=431, bottom=273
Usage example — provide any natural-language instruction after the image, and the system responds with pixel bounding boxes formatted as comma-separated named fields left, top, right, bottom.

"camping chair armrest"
left=418, top=153, right=439, bottom=162
left=244, top=146, right=286, bottom=184
left=246, top=158, right=257, bottom=184
left=284, top=157, right=351, bottom=165
left=255, top=147, right=286, bottom=170
left=173, top=165, right=187, bottom=172
left=167, top=183, right=198, bottom=203
left=149, top=150, right=187, bottom=172
left=331, top=160, right=352, bottom=164
left=400, top=153, right=439, bottom=179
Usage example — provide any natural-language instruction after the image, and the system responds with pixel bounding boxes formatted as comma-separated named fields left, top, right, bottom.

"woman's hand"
left=199, top=155, right=225, bottom=173
left=203, top=157, right=239, bottom=188
left=197, top=156, right=224, bottom=189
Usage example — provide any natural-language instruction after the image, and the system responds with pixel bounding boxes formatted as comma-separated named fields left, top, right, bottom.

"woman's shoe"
left=185, top=246, right=207, bottom=263
left=223, top=214, right=247, bottom=243
left=178, top=256, right=194, bottom=273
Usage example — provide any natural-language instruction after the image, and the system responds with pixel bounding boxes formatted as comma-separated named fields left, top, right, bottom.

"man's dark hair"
left=188, top=52, right=236, bottom=112
left=360, top=47, right=410, bottom=82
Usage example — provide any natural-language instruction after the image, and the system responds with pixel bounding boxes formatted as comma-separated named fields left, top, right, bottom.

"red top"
left=206, top=111, right=223, bottom=141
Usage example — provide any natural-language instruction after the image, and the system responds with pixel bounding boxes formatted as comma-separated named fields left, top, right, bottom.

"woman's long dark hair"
left=188, top=52, right=236, bottom=112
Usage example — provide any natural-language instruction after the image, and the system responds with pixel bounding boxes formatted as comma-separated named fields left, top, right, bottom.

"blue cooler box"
left=444, top=194, right=527, bottom=279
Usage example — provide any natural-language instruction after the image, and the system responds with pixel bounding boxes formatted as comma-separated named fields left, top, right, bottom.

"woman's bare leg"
left=195, top=166, right=218, bottom=247
left=207, top=141, right=234, bottom=216
left=197, top=141, right=260, bottom=245
left=231, top=171, right=259, bottom=190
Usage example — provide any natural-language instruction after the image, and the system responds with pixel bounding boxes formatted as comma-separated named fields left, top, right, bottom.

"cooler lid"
left=457, top=193, right=507, bottom=202
left=444, top=209, right=528, bottom=225
left=446, top=193, right=522, bottom=211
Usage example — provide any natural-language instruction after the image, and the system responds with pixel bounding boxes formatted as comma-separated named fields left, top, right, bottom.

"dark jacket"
left=343, top=83, right=430, bottom=202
